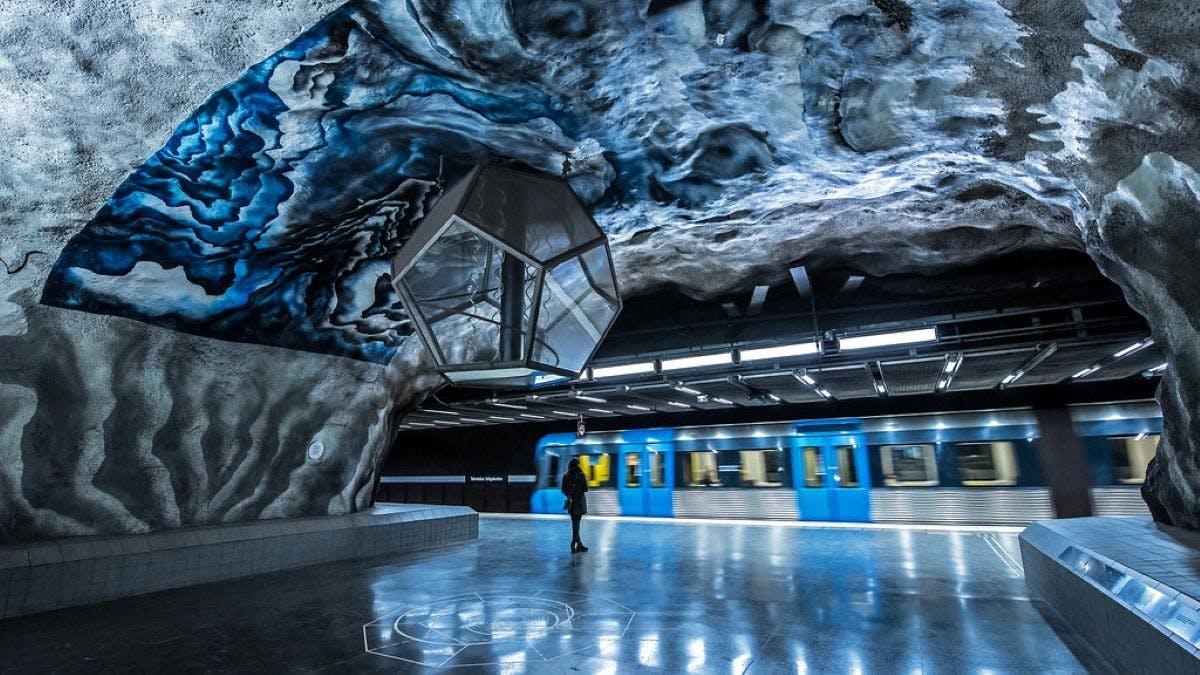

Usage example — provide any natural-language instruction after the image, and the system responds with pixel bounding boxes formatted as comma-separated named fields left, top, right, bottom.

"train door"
left=792, top=432, right=871, bottom=522
left=617, top=437, right=674, bottom=517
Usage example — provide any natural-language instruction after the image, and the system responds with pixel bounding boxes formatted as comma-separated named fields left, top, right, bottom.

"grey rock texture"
left=0, top=0, right=431, bottom=542
left=0, top=0, right=1198, bottom=540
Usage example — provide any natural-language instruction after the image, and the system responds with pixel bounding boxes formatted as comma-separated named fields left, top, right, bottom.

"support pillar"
left=1034, top=407, right=1094, bottom=518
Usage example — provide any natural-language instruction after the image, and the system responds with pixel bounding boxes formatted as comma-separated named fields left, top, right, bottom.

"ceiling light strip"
left=590, top=361, right=657, bottom=379
left=1072, top=337, right=1154, bottom=381
left=660, top=351, right=733, bottom=372
left=793, top=369, right=835, bottom=400
left=838, top=327, right=937, bottom=352
left=739, top=342, right=820, bottom=362
left=936, top=352, right=963, bottom=392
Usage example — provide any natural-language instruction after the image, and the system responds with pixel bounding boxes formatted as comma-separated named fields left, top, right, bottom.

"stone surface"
left=0, top=504, right=477, bottom=619
left=0, top=516, right=1107, bottom=671
left=1, top=0, right=1199, bottom=540
left=1020, top=517, right=1200, bottom=672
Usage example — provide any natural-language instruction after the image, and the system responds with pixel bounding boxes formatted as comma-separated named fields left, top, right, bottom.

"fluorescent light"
left=490, top=401, right=527, bottom=410
left=839, top=328, right=937, bottom=351
left=1135, top=432, right=1148, bottom=441
left=519, top=414, right=547, bottom=420
left=999, top=344, right=1056, bottom=389
left=573, top=393, right=607, bottom=403
left=408, top=421, right=436, bottom=427
left=712, top=397, right=734, bottom=405
left=627, top=404, right=652, bottom=411
left=591, top=362, right=656, bottom=379
left=660, top=352, right=733, bottom=372
left=459, top=417, right=487, bottom=423
left=793, top=369, right=835, bottom=400
left=587, top=408, right=611, bottom=414
left=766, top=393, right=782, bottom=402
left=936, top=353, right=963, bottom=392
left=1072, top=366, right=1098, bottom=379
left=667, top=401, right=691, bottom=408
left=1113, top=339, right=1152, bottom=359
left=1148, top=362, right=1168, bottom=373
left=488, top=416, right=513, bottom=422
left=866, top=362, right=889, bottom=396
left=550, top=410, right=577, bottom=416
left=672, top=383, right=702, bottom=396
left=740, top=342, right=819, bottom=362
left=424, top=409, right=459, bottom=416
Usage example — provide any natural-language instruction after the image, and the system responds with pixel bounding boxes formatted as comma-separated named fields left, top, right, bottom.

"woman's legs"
left=571, top=514, right=582, bottom=544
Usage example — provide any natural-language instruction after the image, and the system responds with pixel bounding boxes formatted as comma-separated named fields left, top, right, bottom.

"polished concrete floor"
left=0, top=515, right=1107, bottom=673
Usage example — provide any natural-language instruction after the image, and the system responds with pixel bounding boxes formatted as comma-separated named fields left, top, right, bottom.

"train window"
left=740, top=449, right=787, bottom=487
left=676, top=449, right=789, bottom=487
left=954, top=442, right=1018, bottom=486
left=546, top=454, right=560, bottom=488
left=648, top=452, right=665, bottom=487
left=678, top=452, right=721, bottom=486
left=577, top=453, right=613, bottom=488
left=835, top=446, right=859, bottom=488
left=1112, top=435, right=1158, bottom=484
left=625, top=453, right=640, bottom=487
left=880, top=444, right=940, bottom=487
left=803, top=447, right=824, bottom=488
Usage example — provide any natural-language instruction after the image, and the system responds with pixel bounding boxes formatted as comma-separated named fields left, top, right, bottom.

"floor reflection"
left=0, top=516, right=1104, bottom=673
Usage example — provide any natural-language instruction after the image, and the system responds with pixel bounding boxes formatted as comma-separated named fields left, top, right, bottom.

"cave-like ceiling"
left=39, top=0, right=1188, bottom=364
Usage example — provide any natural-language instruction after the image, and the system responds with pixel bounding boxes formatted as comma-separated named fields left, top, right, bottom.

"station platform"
left=0, top=514, right=1107, bottom=672
left=0, top=503, right=476, bottom=619
left=1021, top=516, right=1200, bottom=673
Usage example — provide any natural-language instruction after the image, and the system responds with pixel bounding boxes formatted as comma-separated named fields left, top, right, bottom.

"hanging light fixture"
left=392, top=164, right=622, bottom=387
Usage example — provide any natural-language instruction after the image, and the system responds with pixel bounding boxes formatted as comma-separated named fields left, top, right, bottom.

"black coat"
left=561, top=470, right=588, bottom=516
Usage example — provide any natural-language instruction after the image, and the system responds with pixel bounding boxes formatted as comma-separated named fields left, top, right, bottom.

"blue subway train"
left=530, top=401, right=1162, bottom=526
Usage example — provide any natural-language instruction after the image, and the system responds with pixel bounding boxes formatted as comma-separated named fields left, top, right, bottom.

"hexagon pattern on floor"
left=364, top=590, right=635, bottom=668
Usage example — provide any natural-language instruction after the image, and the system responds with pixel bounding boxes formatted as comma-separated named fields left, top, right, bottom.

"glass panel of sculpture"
left=531, top=253, right=618, bottom=372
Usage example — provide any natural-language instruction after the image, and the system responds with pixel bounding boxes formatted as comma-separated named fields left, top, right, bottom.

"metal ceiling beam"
left=935, top=352, right=964, bottom=392
left=746, top=285, right=770, bottom=317
left=865, top=361, right=889, bottom=397
left=789, top=265, right=812, bottom=300
left=999, top=343, right=1057, bottom=389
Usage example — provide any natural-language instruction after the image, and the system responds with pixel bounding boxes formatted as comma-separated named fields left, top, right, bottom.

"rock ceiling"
left=2, top=0, right=1199, bottom=538
left=37, top=0, right=1187, bottom=362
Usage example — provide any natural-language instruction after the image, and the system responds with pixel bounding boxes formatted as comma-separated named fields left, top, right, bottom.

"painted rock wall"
left=1, top=0, right=1198, bottom=541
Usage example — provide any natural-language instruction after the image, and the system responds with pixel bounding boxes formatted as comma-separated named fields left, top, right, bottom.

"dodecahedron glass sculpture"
left=392, top=164, right=621, bottom=386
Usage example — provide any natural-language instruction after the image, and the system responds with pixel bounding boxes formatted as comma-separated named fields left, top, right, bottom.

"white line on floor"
left=482, top=512, right=1024, bottom=534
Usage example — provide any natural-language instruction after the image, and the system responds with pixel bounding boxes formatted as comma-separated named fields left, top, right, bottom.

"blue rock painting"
left=42, top=4, right=581, bottom=363
left=42, top=0, right=1090, bottom=362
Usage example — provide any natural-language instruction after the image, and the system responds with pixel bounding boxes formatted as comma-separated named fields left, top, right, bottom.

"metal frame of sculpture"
left=391, top=164, right=622, bottom=387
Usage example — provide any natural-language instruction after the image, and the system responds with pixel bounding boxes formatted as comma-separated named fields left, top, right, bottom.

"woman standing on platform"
left=562, top=458, right=589, bottom=553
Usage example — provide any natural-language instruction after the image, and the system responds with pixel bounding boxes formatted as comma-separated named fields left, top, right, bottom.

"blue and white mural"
left=43, top=0, right=1176, bottom=363
left=41, top=4, right=587, bottom=363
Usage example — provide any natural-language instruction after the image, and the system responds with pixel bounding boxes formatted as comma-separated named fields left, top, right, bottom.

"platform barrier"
left=0, top=504, right=477, bottom=620
left=1020, top=516, right=1200, bottom=673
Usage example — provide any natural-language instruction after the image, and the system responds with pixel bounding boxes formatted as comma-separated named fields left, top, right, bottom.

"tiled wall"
left=1020, top=518, right=1200, bottom=674
left=0, top=504, right=477, bottom=620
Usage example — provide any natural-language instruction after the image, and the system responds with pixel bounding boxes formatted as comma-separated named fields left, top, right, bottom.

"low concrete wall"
left=1020, top=517, right=1200, bottom=674
left=0, top=504, right=477, bottom=620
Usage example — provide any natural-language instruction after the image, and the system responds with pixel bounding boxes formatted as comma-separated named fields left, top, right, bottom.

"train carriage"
left=530, top=401, right=1162, bottom=525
